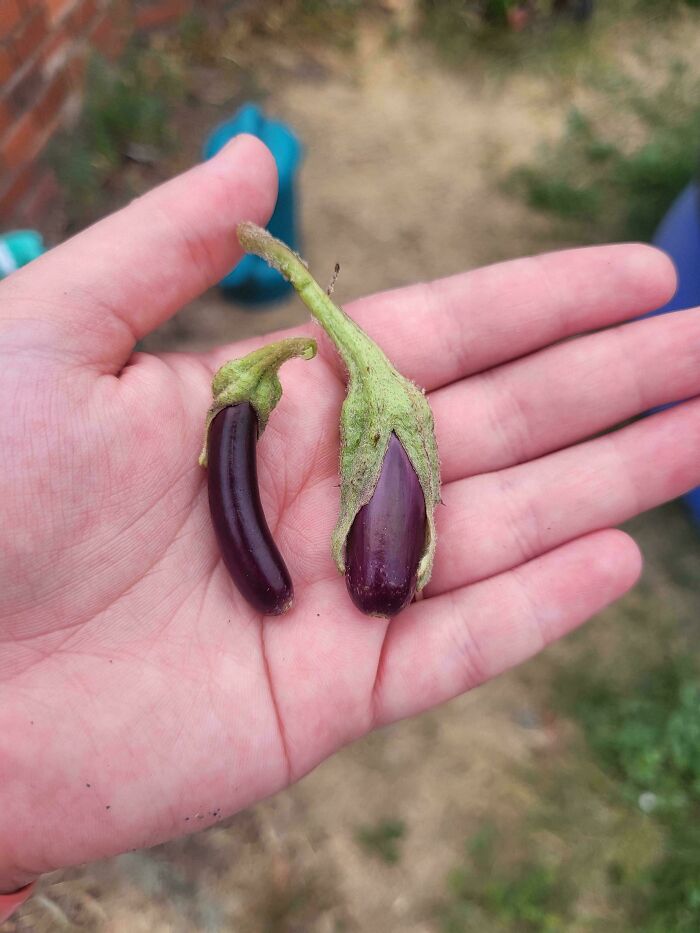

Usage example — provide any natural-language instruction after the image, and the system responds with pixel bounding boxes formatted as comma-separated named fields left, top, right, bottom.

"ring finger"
left=426, top=396, right=700, bottom=597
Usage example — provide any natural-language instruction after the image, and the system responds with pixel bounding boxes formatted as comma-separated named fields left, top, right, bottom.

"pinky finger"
left=371, top=529, right=642, bottom=727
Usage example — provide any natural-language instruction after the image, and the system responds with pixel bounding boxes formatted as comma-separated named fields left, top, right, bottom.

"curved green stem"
left=238, top=222, right=386, bottom=382
left=199, top=336, right=317, bottom=467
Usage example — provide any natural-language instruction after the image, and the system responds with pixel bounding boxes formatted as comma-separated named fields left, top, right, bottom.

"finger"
left=204, top=243, right=675, bottom=396
left=427, top=396, right=700, bottom=596
left=372, top=529, right=641, bottom=726
left=345, top=243, right=676, bottom=391
left=0, top=135, right=278, bottom=372
left=432, top=304, right=700, bottom=483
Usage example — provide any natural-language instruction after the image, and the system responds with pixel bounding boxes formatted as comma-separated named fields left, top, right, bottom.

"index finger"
left=343, top=243, right=676, bottom=391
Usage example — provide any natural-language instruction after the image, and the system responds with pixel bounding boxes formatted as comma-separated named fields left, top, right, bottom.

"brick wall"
left=0, top=0, right=196, bottom=223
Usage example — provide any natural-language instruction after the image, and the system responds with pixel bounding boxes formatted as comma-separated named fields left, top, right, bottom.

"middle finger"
left=426, top=396, right=700, bottom=597
left=431, top=305, right=700, bottom=484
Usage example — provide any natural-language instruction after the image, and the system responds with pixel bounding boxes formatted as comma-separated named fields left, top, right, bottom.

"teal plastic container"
left=0, top=230, right=45, bottom=279
left=203, top=103, right=303, bottom=303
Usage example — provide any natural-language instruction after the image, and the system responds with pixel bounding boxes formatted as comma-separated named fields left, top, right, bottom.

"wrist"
left=0, top=881, right=35, bottom=923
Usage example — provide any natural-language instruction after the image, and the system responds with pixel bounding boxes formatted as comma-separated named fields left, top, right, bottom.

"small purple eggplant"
left=199, top=337, right=316, bottom=615
left=238, top=223, right=442, bottom=619
left=208, top=402, right=292, bottom=615
left=345, top=433, right=427, bottom=617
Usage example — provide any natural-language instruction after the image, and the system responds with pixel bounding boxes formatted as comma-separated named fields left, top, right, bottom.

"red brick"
left=0, top=70, right=67, bottom=170
left=66, top=50, right=87, bottom=86
left=111, top=0, right=134, bottom=36
left=5, top=63, right=43, bottom=111
left=135, top=0, right=192, bottom=31
left=15, top=166, right=59, bottom=226
left=0, top=161, right=36, bottom=220
left=1, top=0, right=201, bottom=222
left=89, top=12, right=128, bottom=60
left=0, top=42, right=17, bottom=84
left=1, top=110, right=39, bottom=168
left=0, top=1, right=22, bottom=42
left=69, top=0, right=99, bottom=34
left=45, top=0, right=79, bottom=27
left=0, top=100, right=12, bottom=136
left=34, top=71, right=70, bottom=125
left=39, top=25, right=72, bottom=75
left=15, top=0, right=40, bottom=15
left=12, top=9, right=49, bottom=65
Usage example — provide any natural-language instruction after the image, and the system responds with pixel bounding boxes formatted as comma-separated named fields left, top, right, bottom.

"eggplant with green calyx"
left=237, top=223, right=441, bottom=619
left=345, top=432, right=427, bottom=617
left=199, top=337, right=317, bottom=615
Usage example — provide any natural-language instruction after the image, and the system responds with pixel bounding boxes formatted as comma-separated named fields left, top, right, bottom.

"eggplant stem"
left=237, top=222, right=381, bottom=381
left=199, top=335, right=317, bottom=467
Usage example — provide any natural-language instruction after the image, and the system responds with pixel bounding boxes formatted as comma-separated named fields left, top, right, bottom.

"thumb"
left=0, top=134, right=278, bottom=372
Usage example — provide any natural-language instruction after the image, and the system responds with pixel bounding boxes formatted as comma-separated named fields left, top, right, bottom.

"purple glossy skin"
left=345, top=433, right=427, bottom=618
left=207, top=402, right=293, bottom=615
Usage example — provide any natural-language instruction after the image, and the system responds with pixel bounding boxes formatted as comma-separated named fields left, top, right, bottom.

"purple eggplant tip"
left=345, top=578, right=414, bottom=620
left=270, top=591, right=294, bottom=616
left=208, top=403, right=294, bottom=616
left=345, top=433, right=427, bottom=619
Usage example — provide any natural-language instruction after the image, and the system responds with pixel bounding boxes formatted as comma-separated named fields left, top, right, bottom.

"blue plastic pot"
left=203, top=103, right=302, bottom=303
left=651, top=182, right=700, bottom=525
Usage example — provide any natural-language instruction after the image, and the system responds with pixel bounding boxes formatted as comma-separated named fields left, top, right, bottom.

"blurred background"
left=2, top=1, right=700, bottom=930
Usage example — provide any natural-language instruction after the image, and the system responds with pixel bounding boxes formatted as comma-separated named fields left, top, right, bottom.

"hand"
left=1, top=135, right=698, bottom=891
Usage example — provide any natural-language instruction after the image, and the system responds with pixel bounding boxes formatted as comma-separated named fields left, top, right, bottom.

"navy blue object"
left=203, top=103, right=302, bottom=303
left=651, top=182, right=700, bottom=525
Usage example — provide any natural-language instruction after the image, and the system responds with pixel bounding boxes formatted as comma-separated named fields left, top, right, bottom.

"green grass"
left=438, top=652, right=700, bottom=932
left=47, top=45, right=182, bottom=228
left=557, top=651, right=700, bottom=932
left=418, top=0, right=590, bottom=67
left=419, top=0, right=700, bottom=84
left=241, top=0, right=367, bottom=50
left=439, top=825, right=572, bottom=932
left=562, top=661, right=700, bottom=814
left=177, top=10, right=217, bottom=64
left=82, top=49, right=179, bottom=159
left=255, top=874, right=332, bottom=933
left=510, top=65, right=700, bottom=242
left=355, top=818, right=406, bottom=864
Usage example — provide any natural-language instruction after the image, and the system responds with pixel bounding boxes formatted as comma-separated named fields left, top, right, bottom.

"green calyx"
left=237, top=222, right=441, bottom=591
left=198, top=336, right=317, bottom=467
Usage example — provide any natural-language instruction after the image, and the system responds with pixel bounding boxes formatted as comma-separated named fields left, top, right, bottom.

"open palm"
left=2, top=135, right=699, bottom=891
